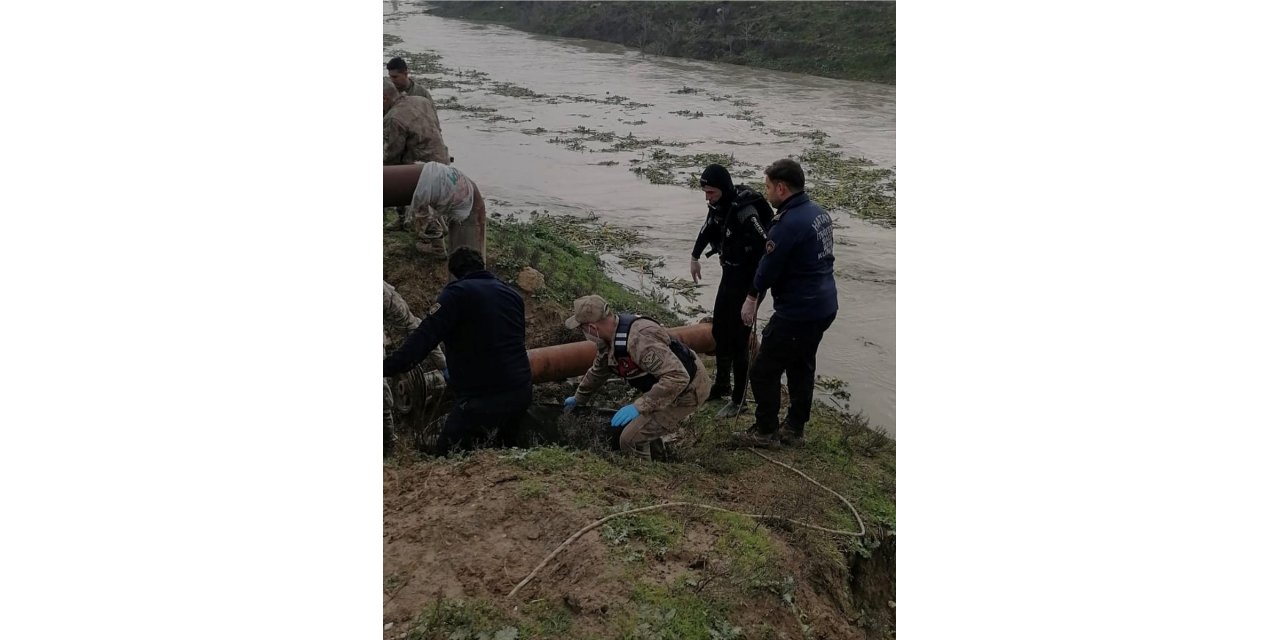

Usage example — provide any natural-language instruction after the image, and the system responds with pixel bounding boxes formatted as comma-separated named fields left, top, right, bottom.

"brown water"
left=385, top=4, right=896, bottom=435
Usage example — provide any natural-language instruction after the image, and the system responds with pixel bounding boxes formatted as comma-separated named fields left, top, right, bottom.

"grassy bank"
left=422, top=1, right=895, bottom=84
left=384, top=402, right=896, bottom=639
left=384, top=210, right=896, bottom=638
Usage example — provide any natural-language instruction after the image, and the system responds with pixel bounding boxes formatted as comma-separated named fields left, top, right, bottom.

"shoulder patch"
left=641, top=348, right=664, bottom=372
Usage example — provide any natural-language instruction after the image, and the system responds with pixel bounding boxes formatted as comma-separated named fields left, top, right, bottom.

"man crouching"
left=563, top=295, right=711, bottom=461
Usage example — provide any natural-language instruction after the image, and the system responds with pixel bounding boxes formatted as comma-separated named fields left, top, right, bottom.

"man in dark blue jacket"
left=735, top=159, right=838, bottom=448
left=383, top=247, right=533, bottom=455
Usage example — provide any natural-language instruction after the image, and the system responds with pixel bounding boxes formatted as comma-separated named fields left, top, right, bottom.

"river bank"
left=383, top=215, right=897, bottom=640
left=421, top=1, right=896, bottom=84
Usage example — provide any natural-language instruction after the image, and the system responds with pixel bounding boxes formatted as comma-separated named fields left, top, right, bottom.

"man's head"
left=383, top=78, right=402, bottom=114
left=763, top=158, right=805, bottom=208
left=564, top=294, right=617, bottom=345
left=386, top=57, right=411, bottom=91
left=699, top=163, right=735, bottom=206
left=447, top=246, right=486, bottom=280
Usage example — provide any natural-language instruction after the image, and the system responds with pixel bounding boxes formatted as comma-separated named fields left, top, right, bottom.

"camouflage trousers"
left=619, top=367, right=712, bottom=461
left=407, top=187, right=488, bottom=262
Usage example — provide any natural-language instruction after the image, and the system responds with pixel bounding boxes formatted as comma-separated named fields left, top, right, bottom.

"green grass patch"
left=601, top=509, right=684, bottom=560
left=407, top=599, right=519, bottom=640
left=712, top=512, right=776, bottom=572
left=622, top=582, right=742, bottom=640
left=516, top=479, right=548, bottom=499
left=487, top=216, right=680, bottom=325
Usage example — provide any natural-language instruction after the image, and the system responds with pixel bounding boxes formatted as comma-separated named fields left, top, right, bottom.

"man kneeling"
left=562, top=295, right=711, bottom=460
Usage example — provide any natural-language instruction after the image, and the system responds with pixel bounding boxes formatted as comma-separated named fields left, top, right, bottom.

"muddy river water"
left=385, top=4, right=896, bottom=436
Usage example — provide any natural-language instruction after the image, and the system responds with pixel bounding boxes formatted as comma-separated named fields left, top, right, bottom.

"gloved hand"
left=611, top=403, right=639, bottom=428
left=441, top=368, right=450, bottom=384
left=690, top=258, right=702, bottom=284
left=563, top=396, right=577, bottom=414
left=740, top=295, right=759, bottom=326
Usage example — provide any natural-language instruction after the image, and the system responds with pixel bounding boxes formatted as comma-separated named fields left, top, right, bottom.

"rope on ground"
left=507, top=443, right=865, bottom=599
left=747, top=447, right=865, bottom=537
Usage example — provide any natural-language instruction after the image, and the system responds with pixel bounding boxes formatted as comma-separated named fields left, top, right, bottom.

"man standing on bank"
left=734, top=159, right=838, bottom=448
left=689, top=163, right=773, bottom=418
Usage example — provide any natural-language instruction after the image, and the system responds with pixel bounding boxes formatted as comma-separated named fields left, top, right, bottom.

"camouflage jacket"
left=401, top=78, right=437, bottom=106
left=574, top=317, right=703, bottom=414
left=383, top=281, right=446, bottom=370
left=384, top=95, right=449, bottom=165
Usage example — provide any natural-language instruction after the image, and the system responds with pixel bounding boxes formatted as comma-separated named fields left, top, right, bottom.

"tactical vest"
left=611, top=314, right=699, bottom=393
left=711, top=187, right=773, bottom=267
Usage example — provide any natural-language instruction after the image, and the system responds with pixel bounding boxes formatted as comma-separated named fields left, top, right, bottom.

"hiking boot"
left=651, top=436, right=679, bottom=462
left=707, top=384, right=731, bottom=402
left=777, top=426, right=806, bottom=448
left=715, top=401, right=748, bottom=419
left=730, top=428, right=781, bottom=449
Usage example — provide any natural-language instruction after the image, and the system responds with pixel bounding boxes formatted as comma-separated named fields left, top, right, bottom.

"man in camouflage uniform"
left=562, top=295, right=712, bottom=461
left=383, top=281, right=446, bottom=455
left=383, top=78, right=449, bottom=166
left=384, top=76, right=450, bottom=233
left=387, top=56, right=440, bottom=111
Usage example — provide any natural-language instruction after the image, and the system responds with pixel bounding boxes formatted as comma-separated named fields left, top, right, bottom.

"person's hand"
left=441, top=368, right=450, bottom=384
left=563, top=396, right=578, bottom=414
left=690, top=258, right=702, bottom=284
left=611, top=404, right=639, bottom=428
left=741, top=295, right=758, bottom=326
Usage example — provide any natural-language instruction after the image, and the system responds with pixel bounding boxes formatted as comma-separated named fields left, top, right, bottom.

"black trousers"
left=750, top=312, right=836, bottom=435
left=711, top=264, right=755, bottom=404
left=437, top=385, right=533, bottom=456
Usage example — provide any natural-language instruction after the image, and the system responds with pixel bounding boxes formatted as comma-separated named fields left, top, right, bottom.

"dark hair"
left=447, top=246, right=486, bottom=279
left=386, top=57, right=408, bottom=72
left=764, top=158, right=805, bottom=192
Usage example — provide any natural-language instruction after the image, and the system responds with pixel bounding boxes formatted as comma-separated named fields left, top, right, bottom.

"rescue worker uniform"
left=567, top=297, right=712, bottom=461
left=691, top=164, right=772, bottom=409
left=405, top=163, right=487, bottom=260
left=384, top=270, right=532, bottom=455
left=384, top=91, right=450, bottom=233
left=741, top=191, right=838, bottom=444
left=400, top=78, right=440, bottom=113
left=383, top=94, right=450, bottom=166
left=383, top=281, right=447, bottom=455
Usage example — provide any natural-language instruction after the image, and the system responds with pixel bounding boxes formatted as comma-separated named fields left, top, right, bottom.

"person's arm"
left=383, top=282, right=421, bottom=342
left=691, top=212, right=717, bottom=259
left=573, top=348, right=613, bottom=404
left=383, top=286, right=462, bottom=376
left=630, top=325, right=692, bottom=415
left=383, top=118, right=408, bottom=165
left=749, top=216, right=800, bottom=299
left=741, top=202, right=771, bottom=243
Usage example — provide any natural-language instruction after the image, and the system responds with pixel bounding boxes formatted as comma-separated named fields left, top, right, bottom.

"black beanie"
left=699, top=164, right=736, bottom=198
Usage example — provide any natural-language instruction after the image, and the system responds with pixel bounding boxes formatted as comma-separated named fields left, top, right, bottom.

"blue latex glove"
left=441, top=368, right=450, bottom=383
left=563, top=396, right=577, bottom=413
left=611, top=404, right=639, bottom=428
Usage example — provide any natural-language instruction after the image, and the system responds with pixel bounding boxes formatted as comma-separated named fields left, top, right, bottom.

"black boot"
left=708, top=355, right=732, bottom=401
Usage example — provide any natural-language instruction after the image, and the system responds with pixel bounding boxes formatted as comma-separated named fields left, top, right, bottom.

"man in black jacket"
left=383, top=247, right=533, bottom=455
left=690, top=164, right=773, bottom=417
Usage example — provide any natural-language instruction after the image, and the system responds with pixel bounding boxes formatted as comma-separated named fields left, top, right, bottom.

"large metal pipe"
left=527, top=323, right=719, bottom=384
left=384, top=164, right=424, bottom=207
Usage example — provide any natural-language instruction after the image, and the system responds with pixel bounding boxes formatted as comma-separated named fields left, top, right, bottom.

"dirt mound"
left=384, top=404, right=896, bottom=639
